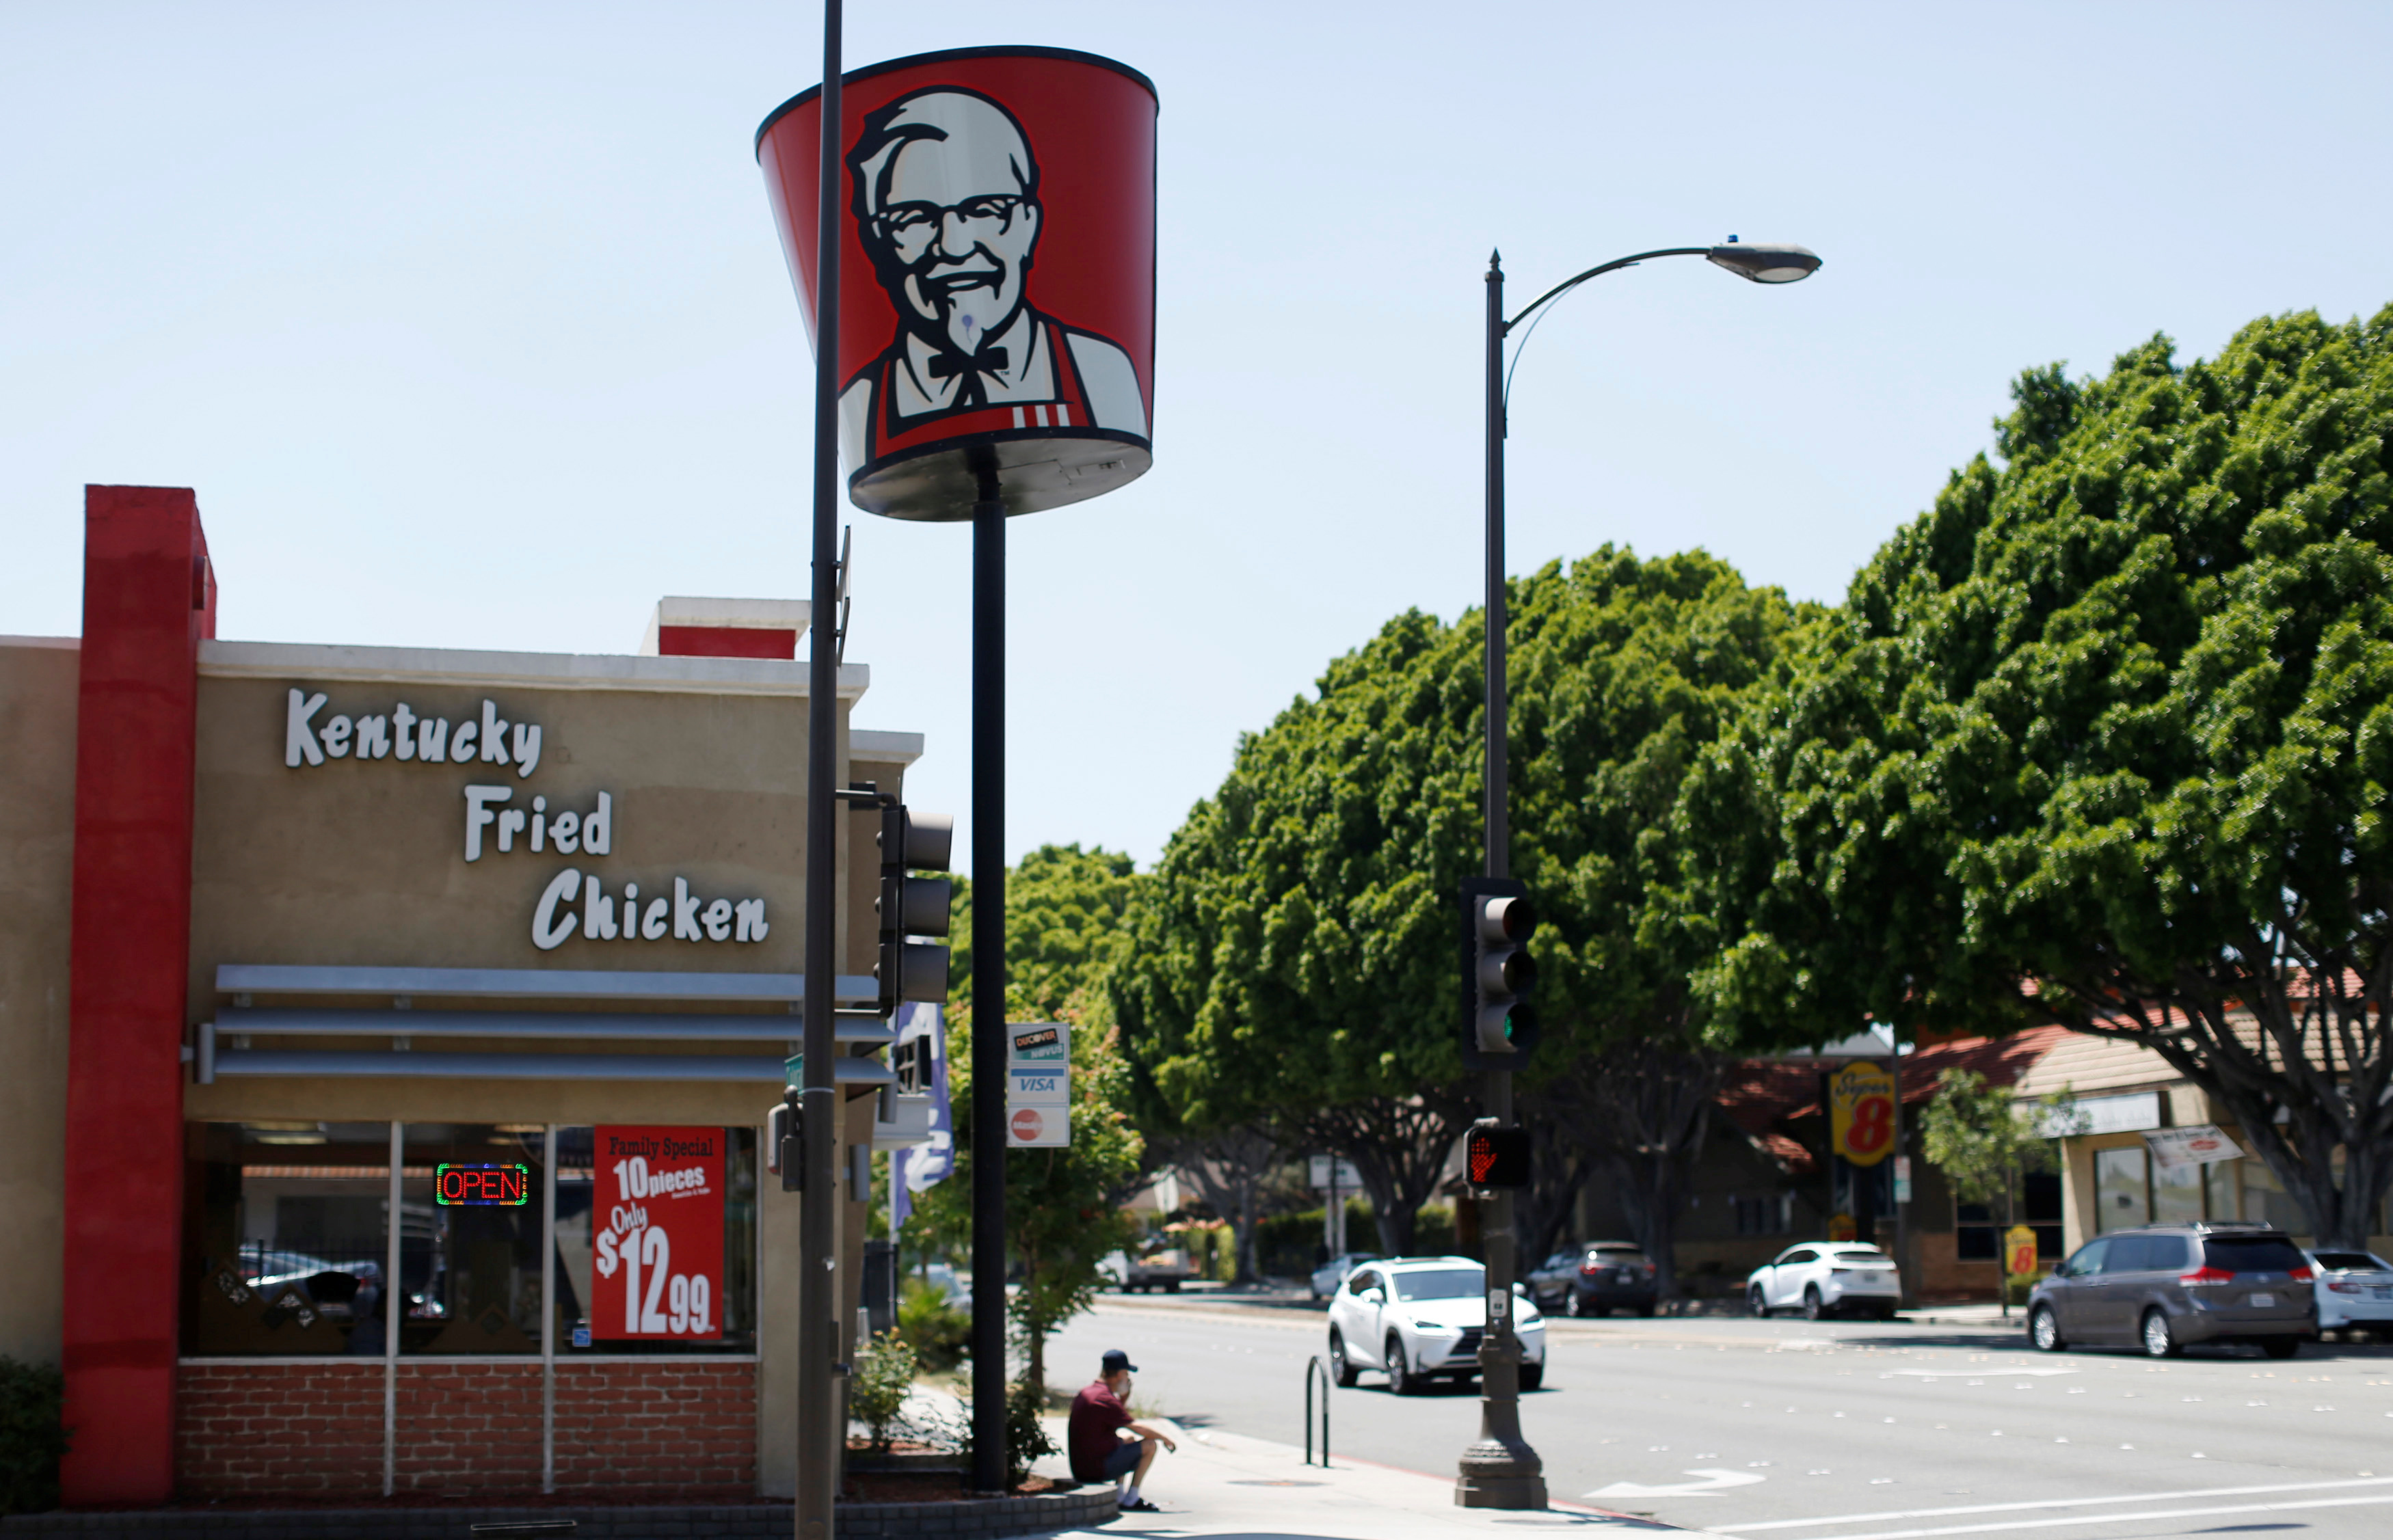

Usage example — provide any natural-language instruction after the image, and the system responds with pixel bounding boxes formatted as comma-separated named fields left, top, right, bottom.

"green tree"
left=1686, top=309, right=2393, bottom=1247
left=951, top=844, right=1144, bottom=1023
left=907, top=845, right=1149, bottom=1401
left=1114, top=548, right=1805, bottom=1271
left=1919, top=1070, right=2074, bottom=1312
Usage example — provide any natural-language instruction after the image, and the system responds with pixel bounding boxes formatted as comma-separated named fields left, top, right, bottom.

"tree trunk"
left=1156, top=1124, right=1282, bottom=1284
left=1574, top=1033, right=1722, bottom=1306
left=1514, top=1085, right=1600, bottom=1265
left=1298, top=1094, right=1467, bottom=1258
left=2045, top=951, right=2391, bottom=1250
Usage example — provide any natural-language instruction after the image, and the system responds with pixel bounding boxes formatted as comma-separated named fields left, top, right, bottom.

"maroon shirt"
left=1067, top=1380, right=1132, bottom=1480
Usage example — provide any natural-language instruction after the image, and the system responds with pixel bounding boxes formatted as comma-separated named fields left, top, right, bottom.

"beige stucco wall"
left=0, top=639, right=80, bottom=1365
left=175, top=641, right=922, bottom=1495
left=186, top=661, right=847, bottom=995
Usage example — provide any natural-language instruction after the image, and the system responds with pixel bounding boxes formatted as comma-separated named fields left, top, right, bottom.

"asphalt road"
left=1048, top=1298, right=2393, bottom=1540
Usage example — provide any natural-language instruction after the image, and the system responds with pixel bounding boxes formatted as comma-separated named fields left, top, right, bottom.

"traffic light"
left=1459, top=876, right=1538, bottom=1069
left=767, top=1088, right=804, bottom=1193
left=877, top=805, right=954, bottom=1017
left=1465, top=1120, right=1531, bottom=1189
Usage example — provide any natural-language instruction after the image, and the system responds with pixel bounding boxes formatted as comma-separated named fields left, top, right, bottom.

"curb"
left=0, top=1489, right=1119, bottom=1540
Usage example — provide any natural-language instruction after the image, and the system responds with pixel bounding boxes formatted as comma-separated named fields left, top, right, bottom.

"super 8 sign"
left=757, top=46, right=1157, bottom=522
left=1830, top=1063, right=1897, bottom=1167
left=591, top=1126, right=725, bottom=1340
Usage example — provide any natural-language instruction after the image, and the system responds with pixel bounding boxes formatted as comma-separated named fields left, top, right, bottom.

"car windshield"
left=2313, top=1252, right=2388, bottom=1272
left=2204, top=1236, right=2308, bottom=1273
left=1392, top=1267, right=1483, bottom=1301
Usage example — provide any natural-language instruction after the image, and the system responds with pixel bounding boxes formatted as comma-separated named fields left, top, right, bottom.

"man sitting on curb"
left=1067, top=1348, right=1176, bottom=1512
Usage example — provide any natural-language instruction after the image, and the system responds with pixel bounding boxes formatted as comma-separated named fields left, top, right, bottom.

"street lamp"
left=1459, top=237, right=1820, bottom=1513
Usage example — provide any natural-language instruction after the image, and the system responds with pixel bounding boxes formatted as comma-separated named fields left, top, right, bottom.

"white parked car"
left=2307, top=1248, right=2393, bottom=1340
left=1309, top=1251, right=1382, bottom=1301
left=1325, top=1257, right=1545, bottom=1394
left=1746, top=1242, right=1901, bottom=1321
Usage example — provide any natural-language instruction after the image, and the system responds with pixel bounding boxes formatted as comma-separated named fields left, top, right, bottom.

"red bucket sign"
left=591, top=1126, right=725, bottom=1341
left=758, top=47, right=1158, bottom=522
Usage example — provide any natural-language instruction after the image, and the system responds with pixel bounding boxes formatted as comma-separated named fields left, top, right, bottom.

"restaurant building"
left=0, top=486, right=926, bottom=1504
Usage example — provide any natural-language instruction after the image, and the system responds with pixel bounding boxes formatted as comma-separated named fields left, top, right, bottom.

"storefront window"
left=397, top=1124, right=548, bottom=1355
left=186, top=1121, right=755, bottom=1358
left=2094, top=1146, right=2149, bottom=1232
left=551, top=1126, right=756, bottom=1355
left=2152, top=1155, right=2204, bottom=1225
left=183, top=1122, right=395, bottom=1357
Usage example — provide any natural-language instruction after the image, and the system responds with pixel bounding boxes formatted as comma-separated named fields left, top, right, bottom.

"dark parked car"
left=1525, top=1241, right=1657, bottom=1317
left=2027, top=1221, right=2315, bottom=1359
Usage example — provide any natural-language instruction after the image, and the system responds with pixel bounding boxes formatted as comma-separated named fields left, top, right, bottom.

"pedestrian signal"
left=1465, top=1122, right=1530, bottom=1190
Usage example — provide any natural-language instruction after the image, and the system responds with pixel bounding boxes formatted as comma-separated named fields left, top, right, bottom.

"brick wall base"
left=172, top=1359, right=756, bottom=1499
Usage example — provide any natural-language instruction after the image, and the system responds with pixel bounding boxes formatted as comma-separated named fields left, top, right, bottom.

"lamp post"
left=1459, top=237, right=1820, bottom=1513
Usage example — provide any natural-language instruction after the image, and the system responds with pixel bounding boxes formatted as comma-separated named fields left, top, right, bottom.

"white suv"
left=1326, top=1257, right=1546, bottom=1394
left=1746, top=1242, right=1901, bottom=1321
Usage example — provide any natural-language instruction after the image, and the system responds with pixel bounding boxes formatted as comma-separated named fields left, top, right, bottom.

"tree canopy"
left=1685, top=308, right=2393, bottom=1245
left=1112, top=548, right=1806, bottom=1252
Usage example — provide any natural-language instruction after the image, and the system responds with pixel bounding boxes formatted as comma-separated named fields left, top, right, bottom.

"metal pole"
left=541, top=1122, right=557, bottom=1494
left=797, top=5, right=843, bottom=1537
left=970, top=474, right=1008, bottom=1494
left=1483, top=250, right=1508, bottom=887
left=1891, top=1037, right=1910, bottom=1309
left=1458, top=250, right=1546, bottom=1511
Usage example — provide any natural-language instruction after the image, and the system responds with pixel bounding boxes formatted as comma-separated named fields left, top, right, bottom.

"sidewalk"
left=1033, top=1419, right=1681, bottom=1540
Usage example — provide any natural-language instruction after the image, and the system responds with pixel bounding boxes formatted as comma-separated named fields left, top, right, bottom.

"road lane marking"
left=1787, top=1492, right=2393, bottom=1540
left=1587, top=1470, right=1769, bottom=1499
left=1713, top=1474, right=2393, bottom=1531
left=1883, top=1369, right=2077, bottom=1379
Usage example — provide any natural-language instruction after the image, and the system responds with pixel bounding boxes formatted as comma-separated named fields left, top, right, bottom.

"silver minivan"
left=2028, top=1222, right=2315, bottom=1358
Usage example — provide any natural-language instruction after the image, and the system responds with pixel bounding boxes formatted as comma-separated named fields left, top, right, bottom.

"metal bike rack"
left=1303, top=1355, right=1331, bottom=1468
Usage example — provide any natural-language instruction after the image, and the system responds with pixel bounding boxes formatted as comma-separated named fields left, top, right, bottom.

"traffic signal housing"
left=767, top=1088, right=804, bottom=1193
left=1465, top=1120, right=1531, bottom=1190
left=1459, top=876, right=1538, bottom=1070
left=877, top=805, right=954, bottom=1017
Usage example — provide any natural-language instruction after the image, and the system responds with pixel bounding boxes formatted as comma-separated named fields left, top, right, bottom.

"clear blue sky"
left=5, top=3, right=2387, bottom=875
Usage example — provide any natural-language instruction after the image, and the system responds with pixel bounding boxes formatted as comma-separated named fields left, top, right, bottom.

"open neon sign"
left=435, top=1163, right=531, bottom=1206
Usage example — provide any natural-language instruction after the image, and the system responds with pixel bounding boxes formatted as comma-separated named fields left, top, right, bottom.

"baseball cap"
left=1101, top=1349, right=1139, bottom=1374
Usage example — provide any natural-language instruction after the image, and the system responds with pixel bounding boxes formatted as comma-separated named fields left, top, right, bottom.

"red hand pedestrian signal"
left=1465, top=1124, right=1529, bottom=1189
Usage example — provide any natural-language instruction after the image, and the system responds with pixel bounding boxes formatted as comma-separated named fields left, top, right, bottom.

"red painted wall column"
left=61, top=486, right=215, bottom=1504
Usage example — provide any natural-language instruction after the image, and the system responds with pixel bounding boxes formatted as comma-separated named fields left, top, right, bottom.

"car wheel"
left=1164, top=1280, right=1181, bottom=1293
left=2261, top=1336, right=2301, bottom=1360
left=1521, top=1364, right=1545, bottom=1391
left=1328, top=1330, right=1358, bottom=1388
left=1748, top=1286, right=1769, bottom=1318
left=2141, top=1309, right=2182, bottom=1358
left=1803, top=1286, right=1826, bottom=1322
left=1568, top=1290, right=1590, bottom=1318
left=1385, top=1334, right=1415, bottom=1395
left=2029, top=1304, right=2064, bottom=1352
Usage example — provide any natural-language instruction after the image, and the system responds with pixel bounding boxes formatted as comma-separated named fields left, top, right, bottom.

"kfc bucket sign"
left=592, top=1126, right=725, bottom=1341
left=758, top=47, right=1157, bottom=522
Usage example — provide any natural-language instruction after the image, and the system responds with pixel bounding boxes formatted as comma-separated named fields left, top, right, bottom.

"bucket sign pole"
left=758, top=48, right=1157, bottom=1494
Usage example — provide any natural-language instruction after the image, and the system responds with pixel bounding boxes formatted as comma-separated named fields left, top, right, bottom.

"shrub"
left=0, top=1357, right=67, bottom=1516
left=898, top=1275, right=971, bottom=1373
left=1002, top=1377, right=1055, bottom=1486
left=850, top=1330, right=918, bottom=1455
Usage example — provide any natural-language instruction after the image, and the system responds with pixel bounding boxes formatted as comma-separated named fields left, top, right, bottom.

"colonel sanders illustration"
left=838, top=87, right=1149, bottom=475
